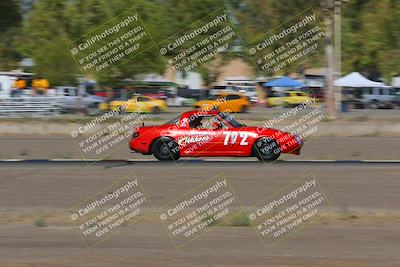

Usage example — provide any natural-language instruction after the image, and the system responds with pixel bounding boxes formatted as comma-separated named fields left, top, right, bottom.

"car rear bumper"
left=289, top=146, right=302, bottom=155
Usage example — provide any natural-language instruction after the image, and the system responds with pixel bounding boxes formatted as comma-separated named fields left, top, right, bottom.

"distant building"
left=215, top=58, right=255, bottom=86
left=295, top=68, right=327, bottom=88
left=163, top=67, right=204, bottom=89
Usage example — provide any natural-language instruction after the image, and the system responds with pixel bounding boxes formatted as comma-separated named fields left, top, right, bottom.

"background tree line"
left=0, top=0, right=399, bottom=85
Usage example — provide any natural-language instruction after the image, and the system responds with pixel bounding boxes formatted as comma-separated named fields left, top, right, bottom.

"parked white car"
left=166, top=95, right=192, bottom=107
left=55, top=86, right=106, bottom=115
left=360, top=87, right=396, bottom=108
left=210, top=85, right=258, bottom=104
left=235, top=86, right=258, bottom=104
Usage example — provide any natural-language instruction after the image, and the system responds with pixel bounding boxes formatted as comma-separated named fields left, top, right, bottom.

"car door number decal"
left=224, top=132, right=249, bottom=146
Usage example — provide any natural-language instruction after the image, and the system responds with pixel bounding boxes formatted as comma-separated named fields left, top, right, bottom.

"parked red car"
left=129, top=110, right=303, bottom=161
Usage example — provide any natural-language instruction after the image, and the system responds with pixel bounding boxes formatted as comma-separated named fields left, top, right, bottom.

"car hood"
left=235, top=126, right=295, bottom=140
left=109, top=101, right=126, bottom=106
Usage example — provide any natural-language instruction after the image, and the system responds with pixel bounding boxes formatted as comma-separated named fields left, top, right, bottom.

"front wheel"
left=240, top=105, right=248, bottom=113
left=368, top=100, right=379, bottom=109
left=253, top=137, right=281, bottom=161
left=152, top=137, right=180, bottom=161
left=85, top=103, right=101, bottom=116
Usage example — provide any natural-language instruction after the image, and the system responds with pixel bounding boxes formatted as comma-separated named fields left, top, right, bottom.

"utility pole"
left=325, top=0, right=345, bottom=119
left=324, top=0, right=337, bottom=119
left=334, top=0, right=343, bottom=113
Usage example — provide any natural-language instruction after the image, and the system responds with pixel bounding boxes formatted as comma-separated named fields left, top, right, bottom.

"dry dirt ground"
left=0, top=163, right=399, bottom=267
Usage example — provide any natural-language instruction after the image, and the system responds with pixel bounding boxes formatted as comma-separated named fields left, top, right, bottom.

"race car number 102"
left=223, top=132, right=249, bottom=146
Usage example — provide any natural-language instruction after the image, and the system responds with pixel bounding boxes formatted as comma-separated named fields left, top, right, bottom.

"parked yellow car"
left=100, top=95, right=167, bottom=113
left=267, top=91, right=313, bottom=107
left=193, top=92, right=250, bottom=113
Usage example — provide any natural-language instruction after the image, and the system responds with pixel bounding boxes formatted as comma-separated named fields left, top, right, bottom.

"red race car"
left=129, top=110, right=303, bottom=161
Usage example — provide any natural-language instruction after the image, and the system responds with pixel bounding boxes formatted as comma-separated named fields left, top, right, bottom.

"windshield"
left=164, top=115, right=180, bottom=125
left=218, top=112, right=243, bottom=128
left=207, top=95, right=219, bottom=100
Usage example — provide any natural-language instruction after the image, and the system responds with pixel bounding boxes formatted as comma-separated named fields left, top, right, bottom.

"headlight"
left=294, top=135, right=303, bottom=145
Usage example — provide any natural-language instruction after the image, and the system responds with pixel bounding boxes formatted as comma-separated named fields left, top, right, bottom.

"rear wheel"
left=253, top=137, right=281, bottom=161
left=283, top=102, right=291, bottom=108
left=152, top=106, right=161, bottom=114
left=152, top=137, right=180, bottom=161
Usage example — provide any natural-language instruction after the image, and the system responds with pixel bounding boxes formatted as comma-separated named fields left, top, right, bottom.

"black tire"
left=85, top=103, right=100, bottom=116
left=253, top=137, right=281, bottom=161
left=117, top=105, right=127, bottom=114
left=240, top=105, right=248, bottom=113
left=152, top=106, right=161, bottom=114
left=152, top=137, right=180, bottom=161
left=368, top=100, right=379, bottom=109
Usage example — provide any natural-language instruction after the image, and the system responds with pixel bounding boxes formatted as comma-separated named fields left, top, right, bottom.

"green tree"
left=21, top=0, right=77, bottom=85
left=16, top=0, right=400, bottom=84
left=233, top=0, right=325, bottom=76
left=342, top=0, right=400, bottom=80
left=0, top=0, right=21, bottom=31
left=21, top=0, right=169, bottom=85
left=0, top=0, right=23, bottom=70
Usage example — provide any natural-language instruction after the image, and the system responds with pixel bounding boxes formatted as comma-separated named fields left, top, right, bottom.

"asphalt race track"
left=0, top=162, right=399, bottom=267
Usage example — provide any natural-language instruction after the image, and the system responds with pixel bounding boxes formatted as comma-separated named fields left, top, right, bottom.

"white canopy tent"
left=334, top=72, right=387, bottom=87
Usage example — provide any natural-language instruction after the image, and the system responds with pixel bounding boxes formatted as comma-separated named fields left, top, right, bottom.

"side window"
left=296, top=92, right=303, bottom=96
left=200, top=116, right=217, bottom=130
left=189, top=116, right=202, bottom=129
left=64, top=88, right=76, bottom=96
left=137, top=96, right=151, bottom=102
left=189, top=116, right=227, bottom=130
left=127, top=90, right=138, bottom=98
left=226, top=94, right=241, bottom=100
